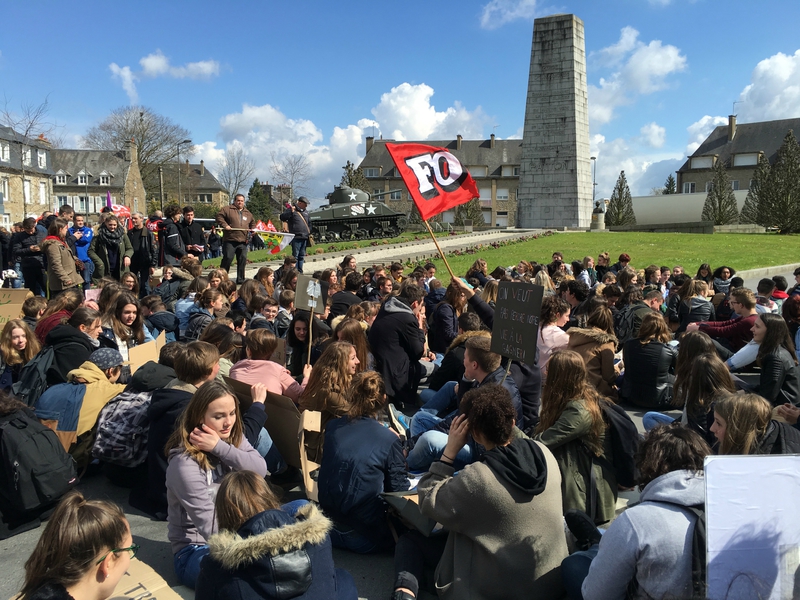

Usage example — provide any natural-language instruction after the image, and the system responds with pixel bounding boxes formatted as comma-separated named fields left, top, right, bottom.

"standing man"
left=69, top=214, right=94, bottom=291
left=13, top=217, right=46, bottom=296
left=146, top=210, right=166, bottom=265
left=280, top=196, right=311, bottom=273
left=179, top=206, right=206, bottom=258
left=216, top=193, right=254, bottom=284
left=128, top=212, right=158, bottom=297
left=163, top=205, right=187, bottom=266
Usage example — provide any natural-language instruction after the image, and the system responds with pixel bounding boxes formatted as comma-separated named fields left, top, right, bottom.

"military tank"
left=307, top=186, right=409, bottom=242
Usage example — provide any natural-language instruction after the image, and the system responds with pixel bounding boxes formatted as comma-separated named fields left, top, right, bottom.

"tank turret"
left=308, top=186, right=409, bottom=242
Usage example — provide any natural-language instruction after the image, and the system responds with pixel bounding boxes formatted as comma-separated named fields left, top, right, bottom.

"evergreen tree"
left=739, top=154, right=770, bottom=225
left=664, top=174, right=677, bottom=195
left=246, top=178, right=274, bottom=222
left=454, top=197, right=485, bottom=226
left=701, top=161, right=739, bottom=225
left=340, top=161, right=371, bottom=193
left=605, top=171, right=636, bottom=226
left=760, top=131, right=800, bottom=234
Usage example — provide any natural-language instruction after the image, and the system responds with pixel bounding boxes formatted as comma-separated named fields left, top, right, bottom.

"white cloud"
left=589, top=28, right=687, bottom=126
left=109, top=50, right=220, bottom=104
left=685, top=115, right=727, bottom=154
left=737, top=49, right=800, bottom=122
left=480, top=0, right=538, bottom=30
left=640, top=122, right=666, bottom=148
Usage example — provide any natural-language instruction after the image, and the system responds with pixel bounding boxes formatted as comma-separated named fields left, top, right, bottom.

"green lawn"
left=413, top=232, right=800, bottom=276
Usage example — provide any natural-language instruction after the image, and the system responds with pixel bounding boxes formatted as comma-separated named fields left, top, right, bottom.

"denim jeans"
left=174, top=544, right=210, bottom=589
left=255, top=427, right=287, bottom=475
left=561, top=545, right=599, bottom=600
left=642, top=411, right=676, bottom=432
left=407, top=430, right=471, bottom=471
left=419, top=381, right=457, bottom=417
left=329, top=523, right=379, bottom=554
left=11, top=262, right=23, bottom=288
left=80, top=259, right=94, bottom=290
left=290, top=238, right=307, bottom=273
left=334, top=568, right=359, bottom=600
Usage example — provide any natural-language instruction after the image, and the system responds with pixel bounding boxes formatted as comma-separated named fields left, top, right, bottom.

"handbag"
left=298, top=210, right=314, bottom=246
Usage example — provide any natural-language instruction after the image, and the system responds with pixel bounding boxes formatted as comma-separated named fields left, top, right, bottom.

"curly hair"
left=540, top=295, right=570, bottom=327
left=462, top=384, right=515, bottom=447
left=635, top=423, right=710, bottom=488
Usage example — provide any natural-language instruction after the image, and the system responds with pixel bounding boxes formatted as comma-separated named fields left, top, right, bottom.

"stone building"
left=51, top=139, right=145, bottom=217
left=0, top=126, right=55, bottom=225
left=677, top=116, right=800, bottom=194
left=358, top=135, right=521, bottom=227
left=154, top=160, right=228, bottom=208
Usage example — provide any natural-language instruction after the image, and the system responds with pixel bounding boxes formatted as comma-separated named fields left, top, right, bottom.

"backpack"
left=92, top=390, right=153, bottom=467
left=0, top=408, right=77, bottom=514
left=12, top=346, right=56, bottom=406
left=598, top=399, right=640, bottom=488
left=614, top=304, right=650, bottom=347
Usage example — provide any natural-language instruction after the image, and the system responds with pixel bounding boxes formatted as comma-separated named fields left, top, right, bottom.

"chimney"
left=490, top=133, right=495, bottom=149
left=185, top=159, right=190, bottom=175
left=728, top=115, right=737, bottom=142
left=127, top=138, right=137, bottom=164
left=365, top=136, right=374, bottom=153
left=457, top=134, right=462, bottom=151
left=200, top=160, right=205, bottom=176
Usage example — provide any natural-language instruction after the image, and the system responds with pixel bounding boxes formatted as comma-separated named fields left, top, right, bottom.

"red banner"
left=386, top=143, right=479, bottom=221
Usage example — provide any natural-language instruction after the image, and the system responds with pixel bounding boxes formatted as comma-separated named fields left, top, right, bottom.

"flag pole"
left=422, top=219, right=457, bottom=281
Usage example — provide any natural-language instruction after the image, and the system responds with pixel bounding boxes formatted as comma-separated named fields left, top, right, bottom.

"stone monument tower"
left=518, top=14, right=592, bottom=229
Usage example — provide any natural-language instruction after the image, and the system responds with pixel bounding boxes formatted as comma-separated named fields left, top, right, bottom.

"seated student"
left=567, top=306, right=618, bottom=400
left=391, top=385, right=568, bottom=600
left=21, top=295, right=47, bottom=333
left=44, top=308, right=106, bottom=386
left=197, top=471, right=357, bottom=600
left=229, top=329, right=310, bottom=401
left=754, top=277, right=779, bottom=314
left=771, top=275, right=789, bottom=311
left=318, top=372, right=409, bottom=553
left=620, top=312, right=677, bottom=409
left=100, top=292, right=155, bottom=362
left=141, top=295, right=180, bottom=343
left=34, top=288, right=85, bottom=344
left=175, top=276, right=209, bottom=337
left=205, top=328, right=244, bottom=380
left=184, top=288, right=225, bottom=342
left=563, top=424, right=710, bottom=600
left=538, top=295, right=571, bottom=379
left=669, top=279, right=715, bottom=334
left=248, top=295, right=280, bottom=333
left=748, top=312, right=800, bottom=406
left=16, top=491, right=135, bottom=600
left=333, top=317, right=372, bottom=372
left=328, top=272, right=363, bottom=325
left=712, top=393, right=800, bottom=455
left=534, top=350, right=617, bottom=524
left=274, top=289, right=294, bottom=339
left=687, top=286, right=758, bottom=358
left=424, top=312, right=486, bottom=397
left=165, top=381, right=267, bottom=589
left=0, top=319, right=40, bottom=392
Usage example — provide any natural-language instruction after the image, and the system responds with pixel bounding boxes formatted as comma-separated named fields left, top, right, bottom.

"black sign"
left=490, top=282, right=543, bottom=366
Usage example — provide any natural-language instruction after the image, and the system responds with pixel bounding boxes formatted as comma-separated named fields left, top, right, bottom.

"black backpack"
left=598, top=399, right=640, bottom=488
left=12, top=346, right=56, bottom=407
left=0, top=408, right=77, bottom=514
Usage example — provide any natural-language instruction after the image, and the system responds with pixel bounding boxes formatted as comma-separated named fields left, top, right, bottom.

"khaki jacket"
left=42, top=237, right=81, bottom=291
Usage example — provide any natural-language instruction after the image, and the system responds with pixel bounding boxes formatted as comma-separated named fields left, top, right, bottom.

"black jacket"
left=179, top=219, right=206, bottom=252
left=754, top=419, right=800, bottom=454
left=428, top=302, right=458, bottom=354
left=327, top=291, right=361, bottom=324
left=44, top=324, right=96, bottom=386
left=672, top=297, right=715, bottom=334
left=317, top=416, right=409, bottom=549
left=428, top=330, right=489, bottom=392
left=621, top=339, right=677, bottom=408
left=197, top=504, right=341, bottom=600
left=163, top=219, right=186, bottom=266
left=127, top=226, right=158, bottom=269
left=12, top=229, right=45, bottom=268
left=280, top=206, right=310, bottom=239
left=756, top=346, right=800, bottom=407
left=368, top=297, right=425, bottom=405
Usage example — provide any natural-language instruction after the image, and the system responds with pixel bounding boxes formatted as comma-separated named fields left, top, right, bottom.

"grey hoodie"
left=582, top=470, right=705, bottom=600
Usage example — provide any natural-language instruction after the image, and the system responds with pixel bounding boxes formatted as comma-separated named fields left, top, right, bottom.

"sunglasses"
left=96, top=544, right=140, bottom=564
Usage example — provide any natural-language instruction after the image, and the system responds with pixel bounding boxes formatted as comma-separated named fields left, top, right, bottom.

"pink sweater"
left=228, top=358, right=306, bottom=401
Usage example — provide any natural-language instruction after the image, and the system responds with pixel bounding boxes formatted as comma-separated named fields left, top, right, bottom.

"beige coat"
left=567, top=327, right=619, bottom=399
left=42, top=237, right=81, bottom=292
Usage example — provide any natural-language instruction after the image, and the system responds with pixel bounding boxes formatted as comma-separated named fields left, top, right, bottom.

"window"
left=196, top=194, right=212, bottom=203
left=479, top=187, right=492, bottom=200
left=363, top=168, right=380, bottom=178
left=691, top=157, right=713, bottom=169
left=100, top=175, right=110, bottom=185
left=705, top=181, right=714, bottom=192
left=37, top=150, right=46, bottom=169
left=39, top=181, right=47, bottom=205
left=469, top=166, right=488, bottom=178
left=78, top=174, right=87, bottom=185
left=23, top=180, right=30, bottom=204
left=733, top=153, right=758, bottom=167
left=683, top=182, right=696, bottom=193
left=79, top=196, right=88, bottom=213
left=501, top=165, right=520, bottom=177
left=372, top=188, right=382, bottom=197
left=55, top=174, right=66, bottom=185
left=390, top=190, right=401, bottom=200
left=22, top=147, right=31, bottom=166
left=731, top=180, right=739, bottom=191
left=0, top=178, right=8, bottom=201
left=513, top=166, right=520, bottom=176
left=0, top=143, right=9, bottom=162
left=496, top=188, right=509, bottom=200
left=57, top=195, right=68, bottom=208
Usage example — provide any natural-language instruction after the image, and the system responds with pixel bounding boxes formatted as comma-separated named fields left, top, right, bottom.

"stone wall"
left=0, top=171, right=53, bottom=221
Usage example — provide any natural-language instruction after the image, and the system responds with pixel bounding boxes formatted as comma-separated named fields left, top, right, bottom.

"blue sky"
left=2, top=0, right=800, bottom=203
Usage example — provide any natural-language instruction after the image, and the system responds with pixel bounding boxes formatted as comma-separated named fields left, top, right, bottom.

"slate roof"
left=0, top=125, right=55, bottom=175
left=360, top=138, right=522, bottom=177
left=678, top=117, right=800, bottom=171
left=51, top=149, right=130, bottom=187
left=162, top=162, right=226, bottom=192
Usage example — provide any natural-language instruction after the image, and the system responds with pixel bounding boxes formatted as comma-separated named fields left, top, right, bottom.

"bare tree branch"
left=269, top=151, right=312, bottom=200
left=218, top=144, right=256, bottom=199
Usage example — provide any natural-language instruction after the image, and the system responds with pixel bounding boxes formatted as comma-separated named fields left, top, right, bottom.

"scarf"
left=44, top=235, right=67, bottom=246
left=714, top=277, right=731, bottom=295
left=97, top=224, right=125, bottom=247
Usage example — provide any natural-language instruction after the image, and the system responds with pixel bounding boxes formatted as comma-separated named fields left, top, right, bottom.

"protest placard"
left=127, top=340, right=158, bottom=374
left=109, top=558, right=183, bottom=600
left=270, top=337, right=286, bottom=366
left=490, top=281, right=543, bottom=366
left=294, top=274, right=328, bottom=315
left=0, top=289, right=32, bottom=326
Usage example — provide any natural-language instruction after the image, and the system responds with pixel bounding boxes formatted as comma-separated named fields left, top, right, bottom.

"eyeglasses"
left=96, top=544, right=140, bottom=564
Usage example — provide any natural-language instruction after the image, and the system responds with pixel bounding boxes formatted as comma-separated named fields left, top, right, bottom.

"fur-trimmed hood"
left=208, top=502, right=331, bottom=570
left=447, top=329, right=490, bottom=352
left=567, top=327, right=617, bottom=347
left=330, top=314, right=368, bottom=332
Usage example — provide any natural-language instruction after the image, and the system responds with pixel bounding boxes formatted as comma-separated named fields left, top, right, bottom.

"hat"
left=89, top=348, right=124, bottom=370
left=296, top=196, right=308, bottom=205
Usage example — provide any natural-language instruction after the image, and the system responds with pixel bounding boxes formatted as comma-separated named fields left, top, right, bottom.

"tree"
left=217, top=144, right=256, bottom=199
left=340, top=161, right=370, bottom=193
left=757, top=131, right=800, bottom=234
left=454, top=197, right=485, bottom=227
left=270, top=152, right=311, bottom=200
left=605, top=170, right=636, bottom=226
left=664, top=174, right=677, bottom=195
left=701, top=161, right=739, bottom=225
left=739, top=154, right=770, bottom=225
left=650, top=187, right=665, bottom=196
left=82, top=105, right=194, bottom=188
left=247, top=178, right=274, bottom=222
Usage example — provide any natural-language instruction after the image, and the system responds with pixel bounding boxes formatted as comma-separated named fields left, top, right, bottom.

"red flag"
left=253, top=220, right=268, bottom=232
left=266, top=220, right=278, bottom=232
left=386, top=142, right=479, bottom=221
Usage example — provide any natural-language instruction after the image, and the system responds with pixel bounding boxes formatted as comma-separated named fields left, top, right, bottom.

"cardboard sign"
left=705, top=455, right=800, bottom=600
left=84, top=288, right=101, bottom=303
left=299, top=410, right=322, bottom=502
left=109, top=558, right=183, bottom=600
left=294, top=274, right=328, bottom=315
left=270, top=337, right=286, bottom=366
left=0, top=289, right=32, bottom=326
left=127, top=340, right=158, bottom=374
left=490, top=282, right=543, bottom=366
left=154, top=329, right=166, bottom=352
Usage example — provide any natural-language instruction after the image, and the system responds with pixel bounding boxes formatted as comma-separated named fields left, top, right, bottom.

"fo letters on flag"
left=386, top=143, right=479, bottom=221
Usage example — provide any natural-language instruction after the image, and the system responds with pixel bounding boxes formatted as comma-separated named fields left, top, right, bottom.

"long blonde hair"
left=714, top=393, right=771, bottom=455
left=299, top=341, right=354, bottom=411
left=0, top=319, right=40, bottom=366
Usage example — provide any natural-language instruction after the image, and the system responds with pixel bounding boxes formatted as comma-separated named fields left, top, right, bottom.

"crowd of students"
left=4, top=227, right=800, bottom=600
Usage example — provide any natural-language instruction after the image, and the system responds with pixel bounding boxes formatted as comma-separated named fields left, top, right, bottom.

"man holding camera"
left=280, top=196, right=311, bottom=273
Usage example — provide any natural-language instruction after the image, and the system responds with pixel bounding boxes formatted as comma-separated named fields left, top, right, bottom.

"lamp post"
left=590, top=156, right=597, bottom=205
left=176, top=139, right=192, bottom=205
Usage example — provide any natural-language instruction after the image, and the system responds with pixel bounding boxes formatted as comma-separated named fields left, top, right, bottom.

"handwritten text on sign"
left=490, top=282, right=543, bottom=365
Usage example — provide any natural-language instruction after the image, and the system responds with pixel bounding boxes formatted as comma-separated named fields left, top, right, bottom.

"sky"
left=2, top=0, right=800, bottom=205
